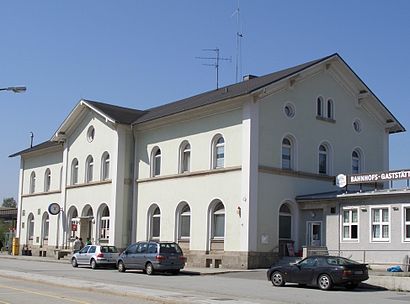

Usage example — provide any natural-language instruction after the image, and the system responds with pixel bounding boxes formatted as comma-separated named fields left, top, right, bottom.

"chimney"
left=243, top=74, right=258, bottom=81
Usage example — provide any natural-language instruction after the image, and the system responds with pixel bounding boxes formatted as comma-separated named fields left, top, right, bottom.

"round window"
left=353, top=120, right=362, bottom=133
left=87, top=126, right=95, bottom=142
left=283, top=103, right=295, bottom=118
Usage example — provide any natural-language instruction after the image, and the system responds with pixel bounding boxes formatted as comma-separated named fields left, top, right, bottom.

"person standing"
left=79, top=238, right=85, bottom=249
left=86, top=238, right=92, bottom=245
left=73, top=237, right=81, bottom=253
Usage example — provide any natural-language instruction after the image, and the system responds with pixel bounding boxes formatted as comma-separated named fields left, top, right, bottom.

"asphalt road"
left=0, top=276, right=154, bottom=304
left=0, top=257, right=409, bottom=304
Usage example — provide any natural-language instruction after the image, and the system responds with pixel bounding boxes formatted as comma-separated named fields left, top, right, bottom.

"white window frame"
left=151, top=147, right=161, bottom=177
left=318, top=144, right=329, bottom=175
left=352, top=150, right=361, bottom=174
left=177, top=203, right=191, bottom=240
left=71, top=159, right=79, bottom=185
left=211, top=202, right=225, bottom=240
left=212, top=135, right=225, bottom=169
left=327, top=99, right=334, bottom=119
left=148, top=205, right=161, bottom=240
left=101, top=152, right=110, bottom=181
left=179, top=142, right=191, bottom=173
left=42, top=213, right=49, bottom=241
left=341, top=207, right=359, bottom=242
left=316, top=96, right=324, bottom=117
left=28, top=213, right=35, bottom=241
left=29, top=171, right=36, bottom=194
left=281, top=137, right=292, bottom=170
left=403, top=204, right=410, bottom=242
left=85, top=155, right=94, bottom=183
left=44, top=169, right=51, bottom=192
left=370, top=206, right=391, bottom=242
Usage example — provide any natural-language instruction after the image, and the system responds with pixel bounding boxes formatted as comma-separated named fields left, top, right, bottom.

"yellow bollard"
left=12, top=237, right=19, bottom=256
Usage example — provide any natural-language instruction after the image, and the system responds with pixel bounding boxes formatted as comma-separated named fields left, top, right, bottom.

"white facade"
left=12, top=54, right=404, bottom=268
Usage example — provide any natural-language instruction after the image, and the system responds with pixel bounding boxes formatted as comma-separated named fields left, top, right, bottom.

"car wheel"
left=90, top=259, right=97, bottom=269
left=71, top=258, right=78, bottom=268
left=318, top=274, right=333, bottom=290
left=345, top=282, right=358, bottom=290
left=117, top=261, right=126, bottom=272
left=145, top=262, right=154, bottom=275
left=271, top=271, right=285, bottom=287
left=171, top=269, right=180, bottom=275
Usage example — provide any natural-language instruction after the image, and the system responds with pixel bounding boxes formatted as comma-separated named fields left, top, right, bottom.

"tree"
left=2, top=197, right=16, bottom=208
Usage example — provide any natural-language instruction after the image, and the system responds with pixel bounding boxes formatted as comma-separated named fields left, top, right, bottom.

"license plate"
left=354, top=270, right=363, bottom=274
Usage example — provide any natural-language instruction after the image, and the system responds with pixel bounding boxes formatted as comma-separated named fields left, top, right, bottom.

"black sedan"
left=267, top=256, right=368, bottom=290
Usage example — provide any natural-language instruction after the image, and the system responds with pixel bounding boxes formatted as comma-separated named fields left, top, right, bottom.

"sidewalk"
left=1, top=253, right=410, bottom=292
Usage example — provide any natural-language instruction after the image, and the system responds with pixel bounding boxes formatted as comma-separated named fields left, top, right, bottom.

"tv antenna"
left=232, top=1, right=244, bottom=83
left=196, top=48, right=231, bottom=89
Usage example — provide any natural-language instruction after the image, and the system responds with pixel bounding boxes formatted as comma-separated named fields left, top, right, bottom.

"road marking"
left=0, top=284, right=90, bottom=304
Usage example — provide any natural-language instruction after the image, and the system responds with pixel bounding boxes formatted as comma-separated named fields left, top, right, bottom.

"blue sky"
left=1, top=0, right=409, bottom=200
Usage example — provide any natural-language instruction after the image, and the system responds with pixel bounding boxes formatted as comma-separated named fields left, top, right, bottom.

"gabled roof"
left=133, top=54, right=335, bottom=124
left=10, top=53, right=405, bottom=157
left=9, top=140, right=61, bottom=158
left=83, top=99, right=146, bottom=124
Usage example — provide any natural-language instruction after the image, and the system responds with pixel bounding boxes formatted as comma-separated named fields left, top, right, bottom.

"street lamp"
left=0, top=86, right=26, bottom=93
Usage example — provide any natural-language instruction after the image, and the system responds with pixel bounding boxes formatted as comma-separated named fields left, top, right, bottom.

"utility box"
left=12, top=237, right=19, bottom=256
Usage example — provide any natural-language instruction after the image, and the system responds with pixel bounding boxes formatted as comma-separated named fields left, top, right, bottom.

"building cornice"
left=137, top=166, right=242, bottom=183
left=259, top=165, right=335, bottom=182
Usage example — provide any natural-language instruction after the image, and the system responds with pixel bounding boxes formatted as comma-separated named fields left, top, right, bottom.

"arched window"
left=179, top=142, right=191, bottom=173
left=71, top=159, right=79, bottom=185
left=101, top=152, right=110, bottom=180
left=316, top=96, right=324, bottom=117
left=85, top=155, right=94, bottom=183
left=27, top=213, right=35, bottom=241
left=279, top=204, right=292, bottom=239
left=44, top=168, right=51, bottom=192
left=282, top=137, right=292, bottom=170
left=212, top=135, right=225, bottom=169
left=149, top=205, right=161, bottom=240
left=352, top=150, right=361, bottom=174
left=177, top=203, right=191, bottom=240
left=318, top=144, right=328, bottom=175
left=29, top=172, right=36, bottom=194
left=151, top=147, right=161, bottom=177
left=327, top=99, right=334, bottom=119
left=99, top=205, right=110, bottom=241
left=211, top=201, right=225, bottom=239
left=42, top=212, right=49, bottom=241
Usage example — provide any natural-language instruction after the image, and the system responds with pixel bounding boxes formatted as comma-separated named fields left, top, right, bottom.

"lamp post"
left=0, top=86, right=26, bottom=93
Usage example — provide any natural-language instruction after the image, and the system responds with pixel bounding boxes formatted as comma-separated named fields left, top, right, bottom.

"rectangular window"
left=100, top=218, right=110, bottom=240
left=371, top=207, right=390, bottom=241
left=213, top=214, right=225, bottom=238
left=319, top=154, right=327, bottom=174
left=180, top=215, right=190, bottom=238
left=405, top=207, right=410, bottom=241
left=342, top=208, right=358, bottom=240
left=216, top=146, right=224, bottom=168
left=282, top=147, right=291, bottom=170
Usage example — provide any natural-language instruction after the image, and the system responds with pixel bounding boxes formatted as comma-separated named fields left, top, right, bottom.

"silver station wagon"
left=71, top=245, right=119, bottom=269
left=117, top=241, right=186, bottom=275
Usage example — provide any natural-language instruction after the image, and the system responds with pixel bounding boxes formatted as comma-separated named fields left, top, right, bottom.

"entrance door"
left=307, top=221, right=322, bottom=246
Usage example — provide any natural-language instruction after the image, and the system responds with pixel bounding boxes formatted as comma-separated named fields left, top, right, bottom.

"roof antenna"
left=232, top=0, right=243, bottom=83
left=29, top=131, right=34, bottom=148
left=196, top=48, right=231, bottom=89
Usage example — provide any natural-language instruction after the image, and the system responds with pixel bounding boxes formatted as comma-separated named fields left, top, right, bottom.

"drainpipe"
left=130, top=124, right=138, bottom=243
left=338, top=201, right=341, bottom=255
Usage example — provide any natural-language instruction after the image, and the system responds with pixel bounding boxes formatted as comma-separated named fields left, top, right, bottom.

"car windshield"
left=159, top=243, right=182, bottom=254
left=101, top=246, right=118, bottom=253
left=326, top=257, right=360, bottom=265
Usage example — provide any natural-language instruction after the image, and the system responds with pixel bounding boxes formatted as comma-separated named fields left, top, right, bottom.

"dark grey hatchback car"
left=117, top=241, right=186, bottom=275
